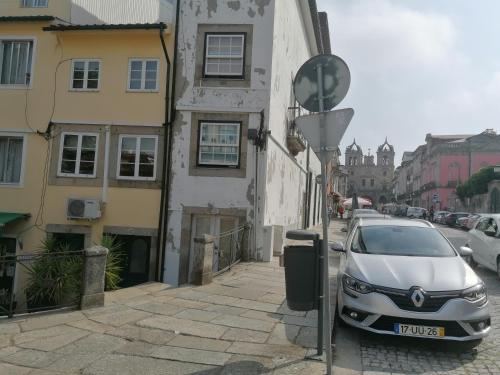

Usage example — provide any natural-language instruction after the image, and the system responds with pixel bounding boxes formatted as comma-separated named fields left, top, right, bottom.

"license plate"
left=394, top=323, right=445, bottom=337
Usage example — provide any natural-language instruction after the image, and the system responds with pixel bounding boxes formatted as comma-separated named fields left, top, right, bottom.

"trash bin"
left=283, top=230, right=320, bottom=311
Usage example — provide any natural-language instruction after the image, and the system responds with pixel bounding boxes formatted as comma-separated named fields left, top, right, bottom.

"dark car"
left=445, top=212, right=470, bottom=226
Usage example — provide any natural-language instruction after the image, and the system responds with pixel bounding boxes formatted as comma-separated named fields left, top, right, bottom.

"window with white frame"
left=58, top=133, right=98, bottom=177
left=128, top=59, right=159, bottom=91
left=71, top=60, right=100, bottom=90
left=0, top=40, right=34, bottom=86
left=204, top=34, right=245, bottom=77
left=22, top=0, right=48, bottom=7
left=199, top=122, right=240, bottom=166
left=0, top=136, right=24, bottom=184
left=118, top=135, right=158, bottom=180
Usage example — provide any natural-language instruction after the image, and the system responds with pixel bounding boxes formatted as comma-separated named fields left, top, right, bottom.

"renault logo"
left=410, top=287, right=425, bottom=307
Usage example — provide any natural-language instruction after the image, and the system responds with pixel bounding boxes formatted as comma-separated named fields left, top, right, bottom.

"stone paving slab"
left=0, top=224, right=339, bottom=374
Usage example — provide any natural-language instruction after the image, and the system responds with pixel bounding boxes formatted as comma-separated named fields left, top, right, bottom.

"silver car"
left=332, top=218, right=491, bottom=343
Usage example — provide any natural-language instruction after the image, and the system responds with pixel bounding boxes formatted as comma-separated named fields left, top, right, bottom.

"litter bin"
left=283, top=230, right=320, bottom=311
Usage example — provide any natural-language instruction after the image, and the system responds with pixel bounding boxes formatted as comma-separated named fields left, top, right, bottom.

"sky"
left=317, top=0, right=500, bottom=164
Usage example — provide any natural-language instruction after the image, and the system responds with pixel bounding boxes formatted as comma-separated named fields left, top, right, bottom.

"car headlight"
left=342, top=274, right=374, bottom=294
left=462, top=283, right=487, bottom=304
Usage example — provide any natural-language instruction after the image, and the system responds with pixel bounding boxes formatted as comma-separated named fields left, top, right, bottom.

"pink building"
left=396, top=130, right=500, bottom=211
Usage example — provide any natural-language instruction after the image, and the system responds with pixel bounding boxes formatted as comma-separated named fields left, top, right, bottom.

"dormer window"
left=22, top=0, right=48, bottom=7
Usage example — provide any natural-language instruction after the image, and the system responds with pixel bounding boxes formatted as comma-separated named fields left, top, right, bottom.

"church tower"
left=345, top=139, right=363, bottom=167
left=377, top=138, right=394, bottom=167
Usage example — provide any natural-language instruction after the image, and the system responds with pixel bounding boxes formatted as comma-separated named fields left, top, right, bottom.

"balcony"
left=286, top=120, right=306, bottom=156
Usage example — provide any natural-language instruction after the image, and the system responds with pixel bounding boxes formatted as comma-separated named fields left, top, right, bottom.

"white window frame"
left=198, top=122, right=241, bottom=167
left=204, top=34, right=245, bottom=77
left=0, top=132, right=27, bottom=188
left=0, top=36, right=37, bottom=89
left=117, top=135, right=158, bottom=181
left=22, top=0, right=48, bottom=7
left=70, top=59, right=101, bottom=91
left=127, top=58, right=160, bottom=92
left=57, top=132, right=99, bottom=178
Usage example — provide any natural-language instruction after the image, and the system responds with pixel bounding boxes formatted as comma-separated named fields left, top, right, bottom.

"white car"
left=332, top=218, right=490, bottom=343
left=467, top=214, right=500, bottom=278
left=406, top=207, right=427, bottom=219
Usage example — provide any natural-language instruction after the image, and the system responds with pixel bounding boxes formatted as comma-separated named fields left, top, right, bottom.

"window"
left=58, top=133, right=98, bottom=177
left=370, top=179, right=374, bottom=187
left=22, top=0, right=48, bottom=7
left=0, top=40, right=33, bottom=86
left=71, top=60, right=100, bottom=90
left=128, top=59, right=159, bottom=91
left=362, top=179, right=366, bottom=187
left=0, top=136, right=24, bottom=184
left=118, top=135, right=158, bottom=180
left=198, top=122, right=240, bottom=166
left=204, top=34, right=245, bottom=77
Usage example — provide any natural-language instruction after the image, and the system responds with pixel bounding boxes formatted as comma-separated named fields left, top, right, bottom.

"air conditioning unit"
left=67, top=198, right=102, bottom=220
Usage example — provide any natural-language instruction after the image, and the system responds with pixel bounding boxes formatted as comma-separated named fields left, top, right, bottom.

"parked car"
left=445, top=212, right=470, bottom=227
left=466, top=214, right=482, bottom=230
left=434, top=211, right=449, bottom=224
left=466, top=214, right=500, bottom=279
left=332, top=218, right=490, bottom=344
left=406, top=207, right=427, bottom=219
left=458, top=215, right=471, bottom=230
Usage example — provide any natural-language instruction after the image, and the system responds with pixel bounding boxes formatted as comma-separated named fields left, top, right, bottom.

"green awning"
left=0, top=212, right=30, bottom=228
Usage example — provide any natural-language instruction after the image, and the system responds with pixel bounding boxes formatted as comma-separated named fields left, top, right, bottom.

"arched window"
left=448, top=162, right=460, bottom=183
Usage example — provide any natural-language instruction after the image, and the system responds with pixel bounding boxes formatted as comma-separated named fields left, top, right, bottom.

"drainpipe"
left=101, top=125, right=111, bottom=205
left=158, top=1, right=181, bottom=282
left=156, top=22, right=171, bottom=281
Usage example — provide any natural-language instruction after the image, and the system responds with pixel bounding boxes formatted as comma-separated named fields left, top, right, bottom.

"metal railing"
left=213, top=224, right=250, bottom=276
left=0, top=250, right=85, bottom=318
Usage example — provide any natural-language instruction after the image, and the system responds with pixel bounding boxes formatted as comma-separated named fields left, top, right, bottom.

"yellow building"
left=0, top=0, right=175, bottom=310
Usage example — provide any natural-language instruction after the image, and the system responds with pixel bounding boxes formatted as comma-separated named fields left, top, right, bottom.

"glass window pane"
left=63, top=135, right=78, bottom=147
left=88, top=70, right=99, bottom=80
left=145, top=80, right=156, bottom=90
left=72, top=80, right=84, bottom=89
left=82, top=136, right=96, bottom=149
left=121, top=137, right=136, bottom=151
left=130, top=80, right=141, bottom=90
left=146, top=61, right=157, bottom=71
left=139, top=164, right=154, bottom=177
left=73, top=70, right=84, bottom=80
left=120, top=163, right=135, bottom=177
left=62, top=148, right=77, bottom=161
left=87, top=79, right=98, bottom=89
left=61, top=161, right=76, bottom=174
left=88, top=61, right=99, bottom=71
left=120, top=151, right=136, bottom=164
left=80, top=150, right=95, bottom=162
left=145, top=70, right=156, bottom=80
left=130, top=70, right=141, bottom=80
left=140, top=138, right=155, bottom=151
left=139, top=151, right=155, bottom=164
left=74, top=61, right=85, bottom=71
left=131, top=61, right=142, bottom=71
left=78, top=161, right=94, bottom=175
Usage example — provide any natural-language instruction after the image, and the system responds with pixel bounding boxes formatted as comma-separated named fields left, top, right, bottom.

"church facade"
left=345, top=139, right=395, bottom=206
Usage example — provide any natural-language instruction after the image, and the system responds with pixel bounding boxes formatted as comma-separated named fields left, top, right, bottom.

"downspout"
left=101, top=125, right=111, bottom=205
left=159, top=1, right=181, bottom=282
left=157, top=22, right=171, bottom=281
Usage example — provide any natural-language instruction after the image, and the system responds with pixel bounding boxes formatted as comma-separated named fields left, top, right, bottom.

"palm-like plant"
left=101, top=235, right=123, bottom=291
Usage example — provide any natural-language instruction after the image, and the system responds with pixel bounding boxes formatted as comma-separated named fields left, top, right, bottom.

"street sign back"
left=293, top=54, right=351, bottom=113
left=295, top=108, right=354, bottom=155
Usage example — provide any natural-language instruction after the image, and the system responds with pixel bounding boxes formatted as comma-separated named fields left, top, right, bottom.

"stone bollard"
left=80, top=246, right=109, bottom=310
left=193, top=234, right=214, bottom=286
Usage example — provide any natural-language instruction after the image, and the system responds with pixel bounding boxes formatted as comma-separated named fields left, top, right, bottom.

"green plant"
left=457, top=167, right=498, bottom=202
left=101, top=235, right=124, bottom=291
left=26, top=238, right=83, bottom=308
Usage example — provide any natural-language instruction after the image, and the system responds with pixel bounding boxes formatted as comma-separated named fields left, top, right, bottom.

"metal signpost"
left=293, top=54, right=353, bottom=375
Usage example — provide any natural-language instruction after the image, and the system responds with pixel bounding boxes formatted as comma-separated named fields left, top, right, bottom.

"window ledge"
left=0, top=183, right=23, bottom=188
left=57, top=174, right=97, bottom=179
left=116, top=176, right=156, bottom=181
left=126, top=89, right=160, bottom=93
left=69, top=89, right=100, bottom=93
left=0, top=85, right=32, bottom=90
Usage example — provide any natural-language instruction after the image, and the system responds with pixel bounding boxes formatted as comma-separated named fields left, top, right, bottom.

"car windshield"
left=351, top=226, right=456, bottom=257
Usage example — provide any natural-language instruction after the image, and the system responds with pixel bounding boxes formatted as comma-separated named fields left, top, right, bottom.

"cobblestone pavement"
left=334, top=222, right=500, bottom=375
left=0, top=252, right=334, bottom=375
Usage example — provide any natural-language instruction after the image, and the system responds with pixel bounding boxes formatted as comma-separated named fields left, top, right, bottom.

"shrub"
left=101, top=235, right=124, bottom=291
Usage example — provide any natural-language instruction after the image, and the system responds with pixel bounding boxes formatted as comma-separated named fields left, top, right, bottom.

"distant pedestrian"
left=429, top=206, right=434, bottom=222
left=338, top=205, right=344, bottom=219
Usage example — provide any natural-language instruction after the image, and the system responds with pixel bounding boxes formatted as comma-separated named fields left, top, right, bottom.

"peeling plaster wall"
left=164, top=0, right=275, bottom=285
left=265, top=0, right=322, bottom=229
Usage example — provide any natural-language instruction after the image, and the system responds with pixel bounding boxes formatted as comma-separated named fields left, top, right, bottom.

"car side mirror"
left=459, top=246, right=473, bottom=257
left=484, top=229, right=497, bottom=237
left=330, top=241, right=345, bottom=252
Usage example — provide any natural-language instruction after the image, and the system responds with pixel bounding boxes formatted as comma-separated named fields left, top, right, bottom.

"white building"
left=162, top=0, right=331, bottom=285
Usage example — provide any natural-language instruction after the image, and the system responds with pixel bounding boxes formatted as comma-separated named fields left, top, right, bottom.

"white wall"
left=164, top=0, right=276, bottom=285
left=264, top=0, right=322, bottom=229
left=71, top=0, right=175, bottom=24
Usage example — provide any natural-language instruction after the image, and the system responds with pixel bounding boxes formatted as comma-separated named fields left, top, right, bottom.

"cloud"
left=318, top=0, right=500, bottom=164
